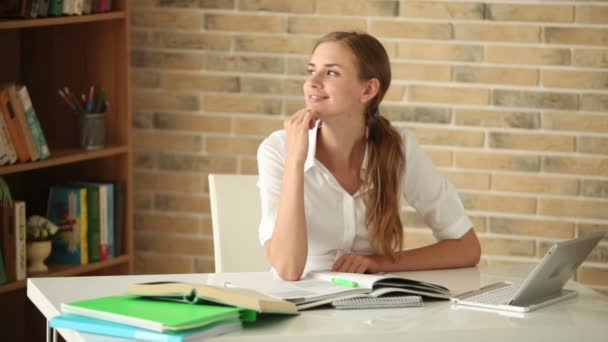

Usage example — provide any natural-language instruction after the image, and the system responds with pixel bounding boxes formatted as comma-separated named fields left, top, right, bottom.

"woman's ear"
left=360, top=78, right=380, bottom=104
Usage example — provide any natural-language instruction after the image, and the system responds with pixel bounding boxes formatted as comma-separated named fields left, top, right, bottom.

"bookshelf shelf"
left=0, top=255, right=131, bottom=295
left=0, top=11, right=126, bottom=30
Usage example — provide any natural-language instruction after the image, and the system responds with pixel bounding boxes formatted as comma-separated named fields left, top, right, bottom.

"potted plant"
left=26, top=215, right=59, bottom=273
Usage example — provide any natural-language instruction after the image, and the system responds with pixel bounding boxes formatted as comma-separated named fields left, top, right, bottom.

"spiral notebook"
left=332, top=295, right=423, bottom=310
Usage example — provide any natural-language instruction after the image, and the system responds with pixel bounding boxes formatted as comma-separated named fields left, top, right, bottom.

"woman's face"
left=304, top=42, right=369, bottom=119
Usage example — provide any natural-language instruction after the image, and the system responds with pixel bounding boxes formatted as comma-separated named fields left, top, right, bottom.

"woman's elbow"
left=460, top=228, right=481, bottom=267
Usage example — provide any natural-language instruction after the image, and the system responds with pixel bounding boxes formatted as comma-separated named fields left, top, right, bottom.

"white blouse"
left=256, top=121, right=473, bottom=273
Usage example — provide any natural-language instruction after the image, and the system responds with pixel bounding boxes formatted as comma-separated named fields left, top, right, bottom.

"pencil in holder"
left=79, top=112, right=105, bottom=150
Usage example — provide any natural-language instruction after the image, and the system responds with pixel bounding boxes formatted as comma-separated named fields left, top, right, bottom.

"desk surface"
left=28, top=265, right=608, bottom=342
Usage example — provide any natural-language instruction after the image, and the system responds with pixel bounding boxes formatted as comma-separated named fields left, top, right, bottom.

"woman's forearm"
left=266, top=160, right=308, bottom=280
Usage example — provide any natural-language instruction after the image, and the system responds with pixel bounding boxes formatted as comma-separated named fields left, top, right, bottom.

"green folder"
left=61, top=295, right=242, bottom=333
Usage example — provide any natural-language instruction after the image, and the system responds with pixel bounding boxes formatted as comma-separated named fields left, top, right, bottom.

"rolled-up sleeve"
left=257, top=134, right=285, bottom=246
left=401, top=131, right=473, bottom=241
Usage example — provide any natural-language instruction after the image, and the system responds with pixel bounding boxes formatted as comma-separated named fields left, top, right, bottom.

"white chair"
left=208, top=174, right=270, bottom=272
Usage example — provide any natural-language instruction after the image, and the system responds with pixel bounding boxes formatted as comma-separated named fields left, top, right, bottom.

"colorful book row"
left=0, top=0, right=113, bottom=18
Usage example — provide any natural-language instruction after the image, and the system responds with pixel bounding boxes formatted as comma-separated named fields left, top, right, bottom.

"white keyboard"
left=463, top=283, right=521, bottom=305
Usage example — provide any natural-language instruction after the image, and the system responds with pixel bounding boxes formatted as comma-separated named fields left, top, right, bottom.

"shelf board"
left=0, top=145, right=129, bottom=175
left=0, top=11, right=126, bottom=30
left=0, top=254, right=131, bottom=294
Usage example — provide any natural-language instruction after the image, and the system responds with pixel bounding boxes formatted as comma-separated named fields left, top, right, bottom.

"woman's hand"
left=332, top=253, right=381, bottom=274
left=284, top=108, right=318, bottom=166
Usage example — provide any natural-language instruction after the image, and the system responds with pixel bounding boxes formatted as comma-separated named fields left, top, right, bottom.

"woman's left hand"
left=332, top=253, right=381, bottom=274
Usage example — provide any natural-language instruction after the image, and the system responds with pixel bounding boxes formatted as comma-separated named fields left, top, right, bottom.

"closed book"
left=105, top=182, right=114, bottom=258
left=0, top=0, right=39, bottom=18
left=73, top=0, right=82, bottom=14
left=14, top=201, right=26, bottom=281
left=0, top=107, right=17, bottom=164
left=5, top=85, right=39, bottom=161
left=0, top=89, right=29, bottom=162
left=0, top=205, right=16, bottom=282
left=72, top=182, right=101, bottom=262
left=48, top=0, right=63, bottom=16
left=37, top=0, right=49, bottom=17
left=81, top=0, right=91, bottom=14
left=113, top=181, right=124, bottom=256
left=16, top=85, right=51, bottom=160
left=47, top=185, right=88, bottom=265
left=61, top=295, right=243, bottom=332
left=0, top=245, right=6, bottom=285
left=50, top=314, right=241, bottom=342
left=0, top=137, right=9, bottom=166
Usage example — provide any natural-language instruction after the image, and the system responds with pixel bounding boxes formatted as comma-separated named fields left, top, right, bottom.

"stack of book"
left=0, top=200, right=27, bottom=284
left=51, top=282, right=298, bottom=341
left=0, top=83, right=51, bottom=166
left=0, top=0, right=113, bottom=18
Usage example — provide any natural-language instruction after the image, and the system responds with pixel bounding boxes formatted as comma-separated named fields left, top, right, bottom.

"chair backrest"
left=208, top=174, right=270, bottom=272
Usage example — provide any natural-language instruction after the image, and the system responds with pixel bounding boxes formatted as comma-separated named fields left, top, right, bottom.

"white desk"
left=27, top=265, right=608, bottom=342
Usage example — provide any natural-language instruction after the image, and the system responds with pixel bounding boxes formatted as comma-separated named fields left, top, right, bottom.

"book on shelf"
left=0, top=245, right=6, bottom=285
left=0, top=201, right=27, bottom=282
left=47, top=185, right=88, bottom=265
left=38, top=0, right=49, bottom=17
left=48, top=0, right=63, bottom=16
left=0, top=105, right=17, bottom=164
left=0, top=0, right=41, bottom=18
left=73, top=181, right=114, bottom=262
left=5, top=84, right=40, bottom=162
left=50, top=313, right=242, bottom=342
left=127, top=282, right=299, bottom=315
left=62, top=295, right=245, bottom=333
left=16, top=85, right=51, bottom=160
left=0, top=88, right=29, bottom=163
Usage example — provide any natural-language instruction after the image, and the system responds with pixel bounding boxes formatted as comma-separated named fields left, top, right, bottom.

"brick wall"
left=130, top=0, right=608, bottom=292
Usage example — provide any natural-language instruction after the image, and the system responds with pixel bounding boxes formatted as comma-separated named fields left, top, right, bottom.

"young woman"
left=257, top=32, right=481, bottom=281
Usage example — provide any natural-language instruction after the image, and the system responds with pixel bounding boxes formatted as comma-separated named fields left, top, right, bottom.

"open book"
left=127, top=282, right=298, bottom=315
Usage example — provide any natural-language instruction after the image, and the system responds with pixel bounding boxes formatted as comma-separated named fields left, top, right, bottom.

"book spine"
left=6, top=85, right=39, bottom=161
left=0, top=89, right=29, bottom=162
left=86, top=185, right=101, bottom=262
left=0, top=130, right=10, bottom=165
left=0, top=244, right=7, bottom=284
left=99, top=185, right=108, bottom=261
left=74, top=0, right=83, bottom=15
left=79, top=188, right=88, bottom=265
left=17, top=86, right=51, bottom=160
left=0, top=105, right=17, bottom=164
left=14, top=201, right=26, bottom=281
left=38, top=0, right=50, bottom=17
left=48, top=0, right=63, bottom=16
left=0, top=205, right=16, bottom=282
left=113, top=181, right=124, bottom=256
left=106, top=184, right=114, bottom=258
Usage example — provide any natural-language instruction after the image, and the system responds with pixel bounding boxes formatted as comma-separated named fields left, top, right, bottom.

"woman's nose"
left=307, top=72, right=323, bottom=88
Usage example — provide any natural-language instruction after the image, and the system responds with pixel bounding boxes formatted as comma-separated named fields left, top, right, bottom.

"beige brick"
left=489, top=132, right=575, bottom=152
left=479, top=237, right=535, bottom=257
left=136, top=232, right=214, bottom=254
left=453, top=66, right=538, bottom=86
left=135, top=253, right=193, bottom=274
left=206, top=136, right=262, bottom=155
left=132, top=70, right=160, bottom=89
left=400, top=1, right=484, bottom=19
left=581, top=180, right=608, bottom=198
left=381, top=105, right=451, bottom=124
left=490, top=217, right=574, bottom=239
left=135, top=213, right=203, bottom=234
left=485, top=46, right=570, bottom=66
left=493, top=90, right=578, bottom=110
left=545, top=27, right=608, bottom=46
left=487, top=3, right=573, bottom=23
left=380, top=40, right=398, bottom=58
left=573, top=49, right=608, bottom=68
left=397, top=42, right=483, bottom=62
left=403, top=231, right=436, bottom=249
left=285, top=99, right=306, bottom=115
left=155, top=193, right=211, bottom=214
left=493, top=174, right=578, bottom=196
left=453, top=23, right=540, bottom=43
left=317, top=0, right=398, bottom=16
left=455, top=152, right=540, bottom=172
left=392, top=62, right=451, bottom=82
left=203, top=95, right=282, bottom=114
left=135, top=192, right=153, bottom=209
left=407, top=127, right=485, bottom=147
left=286, top=57, right=309, bottom=76
left=384, top=84, right=406, bottom=101
left=460, top=192, right=537, bottom=214
left=409, top=85, right=489, bottom=105
left=544, top=156, right=608, bottom=177
left=132, top=9, right=204, bottom=29
left=204, top=14, right=283, bottom=33
left=158, top=154, right=237, bottom=173
left=240, top=77, right=303, bottom=96
left=543, top=70, right=608, bottom=89
left=444, top=171, right=490, bottom=190
left=426, top=149, right=452, bottom=167
left=371, top=20, right=452, bottom=40
left=233, top=117, right=283, bottom=136
left=200, top=0, right=234, bottom=9
left=157, top=0, right=199, bottom=8
left=155, top=113, right=231, bottom=133
left=288, top=17, right=366, bottom=34
left=134, top=131, right=203, bottom=152
left=543, top=112, right=608, bottom=133
left=151, top=32, right=231, bottom=51
left=540, top=198, right=608, bottom=220
left=193, top=257, right=216, bottom=273
left=578, top=267, right=608, bottom=286
left=576, top=5, right=608, bottom=24
left=133, top=92, right=200, bottom=111
left=578, top=136, right=608, bottom=155
left=134, top=171, right=205, bottom=194
left=160, top=73, right=239, bottom=92
left=133, top=112, right=154, bottom=129
left=131, top=31, right=152, bottom=48
left=238, top=0, right=314, bottom=13
left=132, top=0, right=156, bottom=7
left=131, top=51, right=202, bottom=70
left=204, top=54, right=283, bottom=74
left=240, top=157, right=259, bottom=174
left=454, top=109, right=539, bottom=129
left=582, top=94, right=608, bottom=112
left=134, top=151, right=156, bottom=169
left=235, top=35, right=316, bottom=54
left=579, top=224, right=608, bottom=242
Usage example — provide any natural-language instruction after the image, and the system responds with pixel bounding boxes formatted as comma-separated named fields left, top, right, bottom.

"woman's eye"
left=306, top=69, right=315, bottom=75
left=327, top=70, right=339, bottom=76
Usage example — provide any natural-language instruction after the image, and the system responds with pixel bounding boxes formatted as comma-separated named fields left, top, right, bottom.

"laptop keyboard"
left=464, top=283, right=521, bottom=305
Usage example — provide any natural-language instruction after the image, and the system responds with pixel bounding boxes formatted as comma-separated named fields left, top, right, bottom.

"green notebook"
left=61, top=295, right=242, bottom=333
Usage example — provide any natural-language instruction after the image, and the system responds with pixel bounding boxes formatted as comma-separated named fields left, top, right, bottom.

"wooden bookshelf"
left=0, top=1, right=132, bottom=340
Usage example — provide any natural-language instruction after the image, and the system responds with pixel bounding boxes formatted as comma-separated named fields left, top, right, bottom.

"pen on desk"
left=332, top=277, right=359, bottom=288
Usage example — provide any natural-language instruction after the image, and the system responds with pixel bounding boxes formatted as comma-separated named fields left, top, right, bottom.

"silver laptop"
left=451, top=231, right=605, bottom=312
